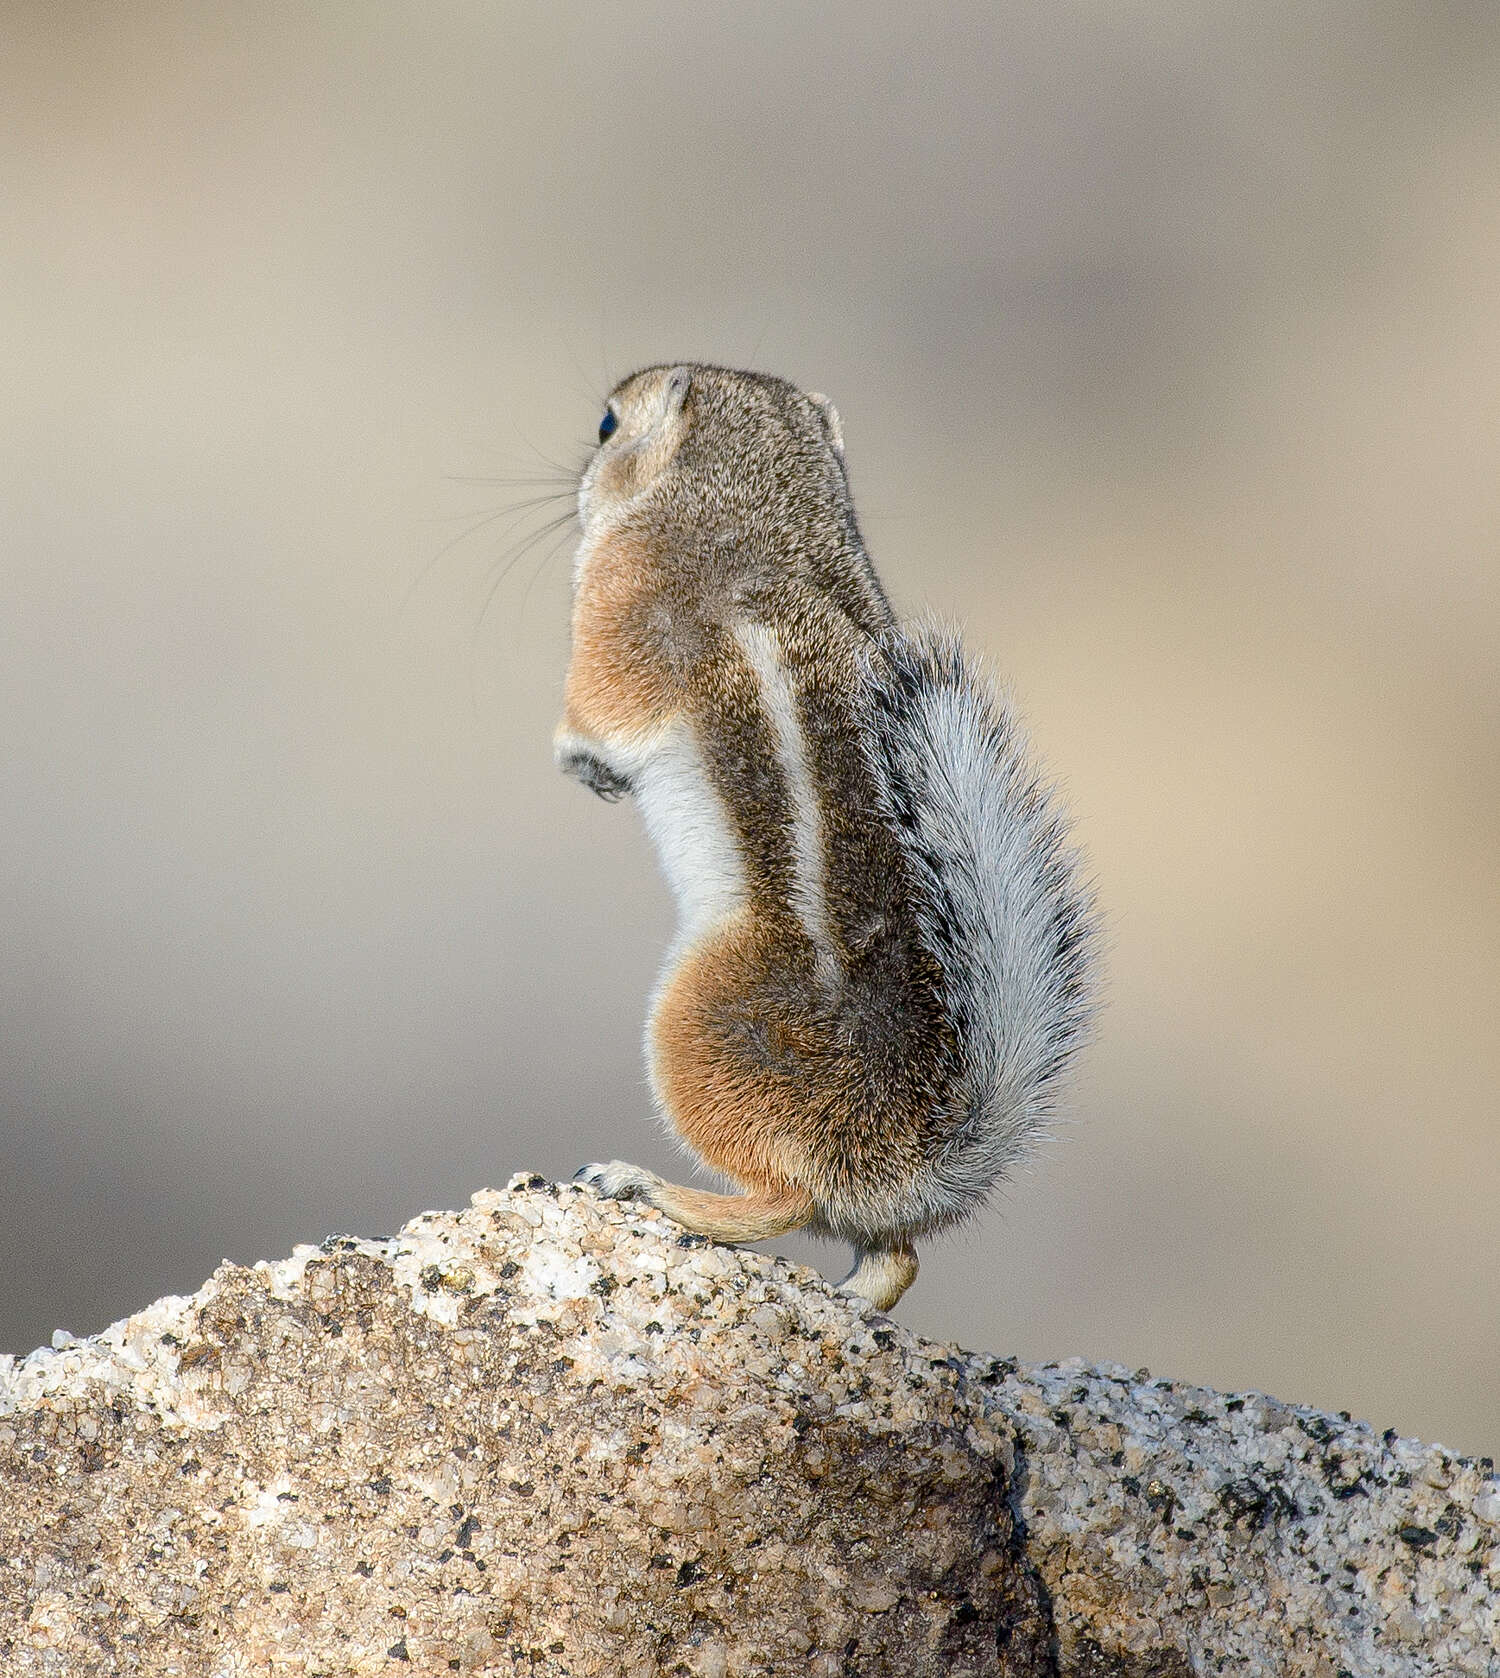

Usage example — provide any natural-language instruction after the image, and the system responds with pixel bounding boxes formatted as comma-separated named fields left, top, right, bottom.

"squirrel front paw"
left=575, top=1160, right=661, bottom=1203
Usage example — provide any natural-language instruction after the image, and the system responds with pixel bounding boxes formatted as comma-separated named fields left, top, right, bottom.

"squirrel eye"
left=597, top=409, right=618, bottom=445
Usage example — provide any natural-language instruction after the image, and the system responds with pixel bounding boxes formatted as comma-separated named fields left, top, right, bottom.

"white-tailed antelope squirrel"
left=558, top=364, right=1096, bottom=1310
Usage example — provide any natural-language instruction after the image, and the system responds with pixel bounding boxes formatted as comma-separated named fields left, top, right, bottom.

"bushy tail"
left=861, top=627, right=1098, bottom=1221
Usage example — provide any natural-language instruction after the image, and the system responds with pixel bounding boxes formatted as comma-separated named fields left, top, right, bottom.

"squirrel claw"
left=575, top=1161, right=658, bottom=1203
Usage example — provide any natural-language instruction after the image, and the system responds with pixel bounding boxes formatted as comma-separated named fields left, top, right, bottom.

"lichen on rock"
left=1, top=1176, right=1495, bottom=1676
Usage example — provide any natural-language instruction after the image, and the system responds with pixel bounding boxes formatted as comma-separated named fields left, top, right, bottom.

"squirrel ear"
left=663, top=366, right=692, bottom=415
left=808, top=392, right=845, bottom=456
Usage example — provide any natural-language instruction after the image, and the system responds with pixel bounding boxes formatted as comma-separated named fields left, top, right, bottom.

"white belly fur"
left=634, top=724, right=748, bottom=942
left=561, top=721, right=747, bottom=945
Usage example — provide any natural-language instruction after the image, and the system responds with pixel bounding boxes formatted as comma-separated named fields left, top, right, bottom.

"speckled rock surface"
left=1, top=1177, right=1495, bottom=1676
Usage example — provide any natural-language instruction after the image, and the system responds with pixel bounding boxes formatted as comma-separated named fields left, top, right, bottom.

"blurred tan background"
left=2, top=3, right=1496, bottom=1454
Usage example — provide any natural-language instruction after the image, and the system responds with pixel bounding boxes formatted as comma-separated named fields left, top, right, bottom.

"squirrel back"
left=560, top=364, right=1096, bottom=1304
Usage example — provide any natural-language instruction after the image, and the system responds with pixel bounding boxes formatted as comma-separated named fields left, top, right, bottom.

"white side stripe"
left=734, top=620, right=841, bottom=980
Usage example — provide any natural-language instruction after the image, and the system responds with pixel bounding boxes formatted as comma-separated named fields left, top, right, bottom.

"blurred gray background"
left=2, top=4, right=1496, bottom=1455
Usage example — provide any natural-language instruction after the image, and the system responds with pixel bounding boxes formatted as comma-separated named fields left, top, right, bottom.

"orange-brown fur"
left=560, top=529, right=680, bottom=744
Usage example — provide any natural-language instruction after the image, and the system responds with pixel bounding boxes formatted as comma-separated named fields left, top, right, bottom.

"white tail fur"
left=861, top=628, right=1097, bottom=1226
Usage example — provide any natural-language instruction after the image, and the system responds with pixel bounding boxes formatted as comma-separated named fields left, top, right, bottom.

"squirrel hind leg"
left=839, top=1244, right=918, bottom=1312
left=575, top=1162, right=813, bottom=1242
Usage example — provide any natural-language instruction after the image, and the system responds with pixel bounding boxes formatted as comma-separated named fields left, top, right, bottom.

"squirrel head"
left=576, top=363, right=886, bottom=631
left=580, top=364, right=847, bottom=545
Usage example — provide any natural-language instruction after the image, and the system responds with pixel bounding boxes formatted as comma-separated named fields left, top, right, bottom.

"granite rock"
left=1, top=1176, right=1494, bottom=1676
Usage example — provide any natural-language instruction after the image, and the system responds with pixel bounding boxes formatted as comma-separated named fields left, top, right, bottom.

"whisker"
left=443, top=474, right=578, bottom=489
left=476, top=506, right=580, bottom=637
left=439, top=493, right=573, bottom=552
left=566, top=336, right=604, bottom=413
left=745, top=317, right=773, bottom=368
left=597, top=308, right=617, bottom=397
left=473, top=507, right=579, bottom=641
left=449, top=492, right=575, bottom=531
left=417, top=490, right=574, bottom=535
left=506, top=430, right=586, bottom=483
left=518, top=513, right=581, bottom=626
left=401, top=491, right=576, bottom=616
left=467, top=506, right=580, bottom=713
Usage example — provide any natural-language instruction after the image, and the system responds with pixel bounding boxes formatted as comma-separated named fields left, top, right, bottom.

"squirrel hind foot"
left=838, top=1244, right=918, bottom=1312
left=575, top=1163, right=814, bottom=1243
left=574, top=1160, right=662, bottom=1202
